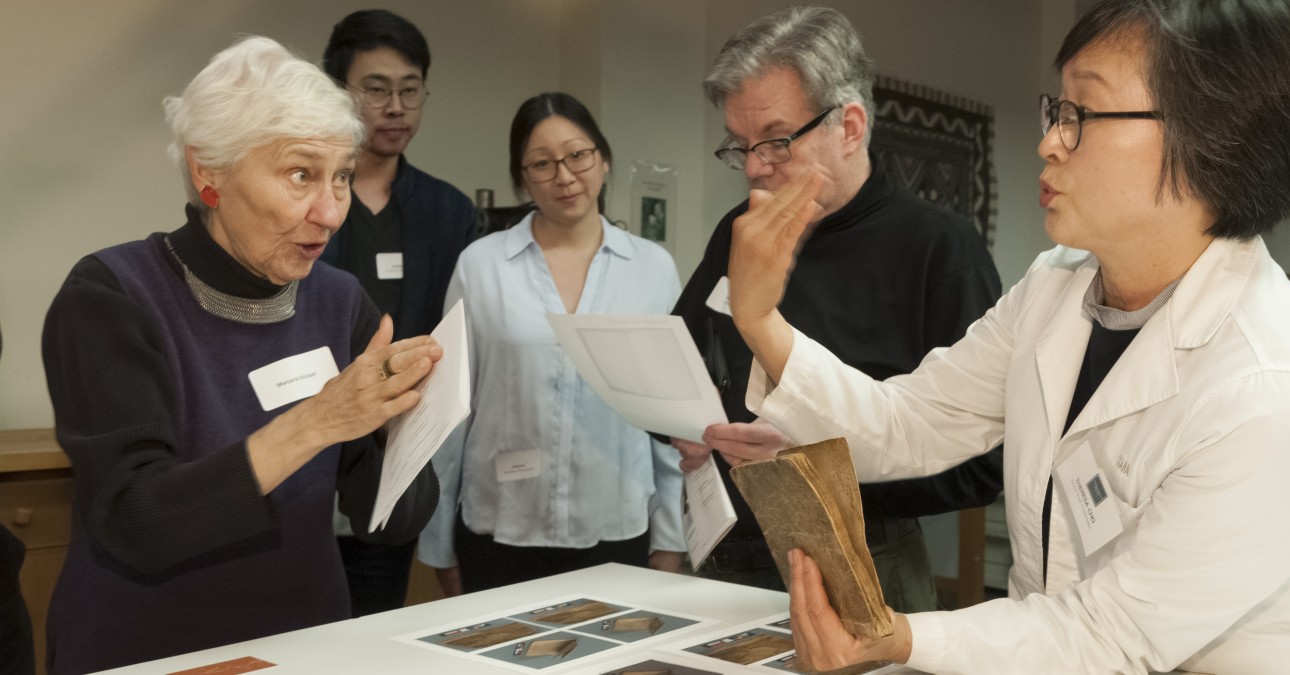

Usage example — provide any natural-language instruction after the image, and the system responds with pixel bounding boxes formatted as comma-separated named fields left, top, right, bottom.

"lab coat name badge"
left=1055, top=441, right=1124, bottom=557
left=247, top=346, right=340, bottom=411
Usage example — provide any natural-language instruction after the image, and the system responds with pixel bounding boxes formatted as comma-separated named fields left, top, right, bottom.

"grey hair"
left=164, top=36, right=365, bottom=210
left=703, top=6, right=875, bottom=136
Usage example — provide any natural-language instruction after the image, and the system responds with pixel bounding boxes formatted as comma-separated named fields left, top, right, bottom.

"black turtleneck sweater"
left=674, top=163, right=1005, bottom=541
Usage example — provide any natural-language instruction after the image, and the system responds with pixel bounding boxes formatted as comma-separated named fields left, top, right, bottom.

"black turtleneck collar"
left=812, top=155, right=894, bottom=236
left=167, top=204, right=289, bottom=300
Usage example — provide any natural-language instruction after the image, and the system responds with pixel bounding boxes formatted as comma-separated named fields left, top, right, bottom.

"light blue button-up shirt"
left=419, top=212, right=685, bottom=568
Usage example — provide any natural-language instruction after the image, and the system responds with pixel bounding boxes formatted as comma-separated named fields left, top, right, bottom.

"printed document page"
left=683, top=455, right=738, bottom=569
left=369, top=299, right=470, bottom=533
left=546, top=314, right=726, bottom=443
left=547, top=313, right=735, bottom=566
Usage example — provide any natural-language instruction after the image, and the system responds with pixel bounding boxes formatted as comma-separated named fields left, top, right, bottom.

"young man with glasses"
left=320, top=9, right=475, bottom=618
left=671, top=6, right=1003, bottom=613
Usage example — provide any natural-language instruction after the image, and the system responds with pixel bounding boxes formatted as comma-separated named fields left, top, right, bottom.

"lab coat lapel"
left=1062, top=309, right=1178, bottom=442
left=1033, top=263, right=1097, bottom=446
left=1061, top=237, right=1255, bottom=446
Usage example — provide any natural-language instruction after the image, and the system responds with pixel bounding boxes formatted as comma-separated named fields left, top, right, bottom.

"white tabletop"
left=94, top=563, right=925, bottom=674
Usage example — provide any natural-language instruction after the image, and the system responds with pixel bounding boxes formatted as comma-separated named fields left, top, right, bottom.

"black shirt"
left=674, top=163, right=1005, bottom=538
left=338, top=195, right=404, bottom=320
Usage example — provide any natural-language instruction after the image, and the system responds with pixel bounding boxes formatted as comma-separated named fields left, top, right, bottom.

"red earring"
left=200, top=185, right=220, bottom=208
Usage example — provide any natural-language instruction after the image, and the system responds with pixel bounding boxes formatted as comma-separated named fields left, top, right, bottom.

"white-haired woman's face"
left=203, top=137, right=356, bottom=284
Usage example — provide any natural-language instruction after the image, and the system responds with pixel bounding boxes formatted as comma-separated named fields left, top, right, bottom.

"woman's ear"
left=186, top=146, right=219, bottom=192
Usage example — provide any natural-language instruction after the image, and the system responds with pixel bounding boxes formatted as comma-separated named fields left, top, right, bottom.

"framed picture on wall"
left=630, top=160, right=678, bottom=253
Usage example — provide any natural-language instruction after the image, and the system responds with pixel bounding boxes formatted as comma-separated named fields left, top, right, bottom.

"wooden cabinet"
left=0, top=428, right=73, bottom=675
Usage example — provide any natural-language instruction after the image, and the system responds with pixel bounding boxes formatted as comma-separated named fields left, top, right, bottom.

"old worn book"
left=730, top=437, right=892, bottom=640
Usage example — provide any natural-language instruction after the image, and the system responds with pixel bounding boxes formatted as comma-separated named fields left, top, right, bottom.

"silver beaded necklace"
left=165, top=236, right=297, bottom=324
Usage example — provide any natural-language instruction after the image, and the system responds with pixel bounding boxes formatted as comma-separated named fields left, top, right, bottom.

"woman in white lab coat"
left=707, top=1, right=1290, bottom=673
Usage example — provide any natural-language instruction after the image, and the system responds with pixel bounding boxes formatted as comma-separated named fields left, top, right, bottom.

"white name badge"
left=376, top=252, right=404, bottom=280
left=705, top=276, right=732, bottom=316
left=247, top=346, right=340, bottom=411
left=495, top=449, right=541, bottom=482
left=1054, top=441, right=1125, bottom=557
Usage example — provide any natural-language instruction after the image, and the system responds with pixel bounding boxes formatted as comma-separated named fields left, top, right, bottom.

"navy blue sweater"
left=41, top=208, right=438, bottom=673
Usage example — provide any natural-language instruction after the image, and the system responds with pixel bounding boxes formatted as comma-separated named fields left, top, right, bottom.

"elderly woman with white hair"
left=40, top=36, right=442, bottom=673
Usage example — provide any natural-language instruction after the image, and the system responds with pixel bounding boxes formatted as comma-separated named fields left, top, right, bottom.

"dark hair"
left=1057, top=0, right=1290, bottom=239
left=508, top=92, right=613, bottom=212
left=323, top=9, right=430, bottom=84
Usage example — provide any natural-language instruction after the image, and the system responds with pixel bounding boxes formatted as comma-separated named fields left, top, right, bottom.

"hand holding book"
left=730, top=438, right=912, bottom=672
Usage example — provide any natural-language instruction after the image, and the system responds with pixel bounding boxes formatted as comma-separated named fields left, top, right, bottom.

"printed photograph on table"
left=479, top=631, right=619, bottom=669
left=580, top=609, right=699, bottom=643
left=417, top=618, right=543, bottom=651
left=393, top=595, right=716, bottom=673
left=683, top=628, right=795, bottom=666
left=517, top=598, right=631, bottom=627
left=764, top=653, right=807, bottom=673
left=668, top=615, right=906, bottom=675
left=597, top=657, right=723, bottom=675
left=761, top=652, right=899, bottom=674
left=765, top=615, right=793, bottom=631
left=164, top=655, right=277, bottom=675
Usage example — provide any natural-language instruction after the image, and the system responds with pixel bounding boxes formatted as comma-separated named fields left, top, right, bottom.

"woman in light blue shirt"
left=419, top=93, right=686, bottom=595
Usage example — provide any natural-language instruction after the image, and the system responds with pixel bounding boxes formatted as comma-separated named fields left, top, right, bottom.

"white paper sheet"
left=547, top=313, right=736, bottom=567
left=368, top=299, right=471, bottom=533
left=683, top=455, right=738, bottom=570
left=545, top=314, right=727, bottom=443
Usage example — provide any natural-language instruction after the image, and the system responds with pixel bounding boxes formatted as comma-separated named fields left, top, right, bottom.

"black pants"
left=454, top=514, right=650, bottom=593
left=337, top=536, right=417, bottom=617
left=1, top=524, right=34, bottom=675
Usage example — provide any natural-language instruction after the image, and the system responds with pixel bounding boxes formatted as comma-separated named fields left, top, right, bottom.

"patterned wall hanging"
left=870, top=76, right=996, bottom=249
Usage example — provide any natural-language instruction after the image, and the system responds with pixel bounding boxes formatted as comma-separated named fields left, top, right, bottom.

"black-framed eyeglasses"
left=522, top=147, right=599, bottom=183
left=714, top=106, right=838, bottom=170
left=352, top=85, right=428, bottom=109
left=1040, top=94, right=1158, bottom=151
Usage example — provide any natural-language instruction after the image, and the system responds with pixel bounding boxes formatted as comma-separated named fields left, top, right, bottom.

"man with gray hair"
left=672, top=5, right=1003, bottom=612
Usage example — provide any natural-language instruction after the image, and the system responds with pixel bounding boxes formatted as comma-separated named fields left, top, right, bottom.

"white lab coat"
left=749, top=236, right=1290, bottom=674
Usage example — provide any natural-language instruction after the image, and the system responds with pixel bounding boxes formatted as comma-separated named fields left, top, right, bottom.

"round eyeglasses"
left=353, top=85, right=429, bottom=110
left=522, top=147, right=599, bottom=183
left=1040, top=94, right=1158, bottom=151
left=714, top=106, right=838, bottom=170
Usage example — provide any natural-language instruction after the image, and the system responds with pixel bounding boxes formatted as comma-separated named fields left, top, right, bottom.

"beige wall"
left=0, top=0, right=563, bottom=427
left=4, top=0, right=1284, bottom=430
